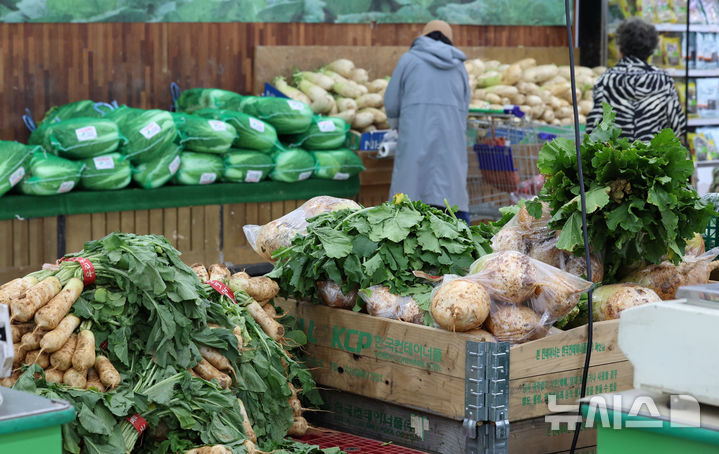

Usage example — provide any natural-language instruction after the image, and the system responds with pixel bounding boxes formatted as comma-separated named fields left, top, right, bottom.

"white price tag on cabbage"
left=298, top=171, right=312, bottom=181
left=57, top=181, right=75, bottom=193
left=199, top=173, right=217, bottom=185
left=245, top=170, right=263, bottom=183
left=208, top=120, right=228, bottom=132
left=287, top=100, right=305, bottom=111
left=140, top=121, right=162, bottom=139
left=249, top=118, right=265, bottom=133
left=317, top=120, right=336, bottom=132
left=8, top=167, right=25, bottom=186
left=93, top=156, right=115, bottom=170
left=75, top=126, right=98, bottom=142
left=168, top=156, right=181, bottom=174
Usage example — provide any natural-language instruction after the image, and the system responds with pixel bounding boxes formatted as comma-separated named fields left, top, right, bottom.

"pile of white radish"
left=466, top=57, right=607, bottom=126
left=0, top=276, right=121, bottom=390
left=272, top=58, right=390, bottom=133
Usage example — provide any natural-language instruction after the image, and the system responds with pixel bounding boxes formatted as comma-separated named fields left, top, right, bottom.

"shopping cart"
left=466, top=107, right=576, bottom=222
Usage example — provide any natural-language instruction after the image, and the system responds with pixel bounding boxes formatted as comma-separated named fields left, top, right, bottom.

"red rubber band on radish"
left=205, top=280, right=236, bottom=304
left=59, top=257, right=96, bottom=285
left=126, top=414, right=148, bottom=434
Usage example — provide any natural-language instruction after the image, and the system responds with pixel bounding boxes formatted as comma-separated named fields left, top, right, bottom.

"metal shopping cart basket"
left=466, top=107, right=576, bottom=222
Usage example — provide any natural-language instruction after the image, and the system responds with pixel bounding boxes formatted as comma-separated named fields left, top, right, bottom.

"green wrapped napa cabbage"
left=176, top=88, right=244, bottom=113
left=194, top=109, right=277, bottom=153
left=38, top=118, right=121, bottom=159
left=79, top=153, right=132, bottom=191
left=270, top=148, right=315, bottom=183
left=239, top=96, right=313, bottom=135
left=172, top=151, right=224, bottom=185
left=311, top=149, right=365, bottom=180
left=172, top=113, right=237, bottom=154
left=288, top=116, right=349, bottom=150
left=223, top=149, right=274, bottom=183
left=0, top=141, right=38, bottom=198
left=131, top=143, right=182, bottom=189
left=18, top=151, right=84, bottom=196
left=39, top=100, right=106, bottom=125
left=112, top=109, right=177, bottom=164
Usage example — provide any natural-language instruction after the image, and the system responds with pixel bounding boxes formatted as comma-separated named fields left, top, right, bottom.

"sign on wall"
left=0, top=0, right=569, bottom=25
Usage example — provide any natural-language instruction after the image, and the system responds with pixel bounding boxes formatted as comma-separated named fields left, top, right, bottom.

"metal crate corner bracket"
left=464, top=340, right=510, bottom=454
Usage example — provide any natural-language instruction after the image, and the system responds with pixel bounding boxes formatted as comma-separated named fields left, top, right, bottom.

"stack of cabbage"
left=271, top=58, right=390, bottom=133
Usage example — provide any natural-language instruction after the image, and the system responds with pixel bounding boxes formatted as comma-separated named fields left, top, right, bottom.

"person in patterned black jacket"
left=586, top=18, right=685, bottom=141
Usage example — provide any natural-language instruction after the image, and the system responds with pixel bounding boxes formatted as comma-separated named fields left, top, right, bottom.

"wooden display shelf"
left=277, top=298, right=632, bottom=423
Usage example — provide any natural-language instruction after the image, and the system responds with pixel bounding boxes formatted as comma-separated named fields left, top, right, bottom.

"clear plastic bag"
left=359, top=285, right=424, bottom=325
left=430, top=251, right=591, bottom=343
left=317, top=281, right=357, bottom=309
left=491, top=203, right=604, bottom=282
left=243, top=196, right=362, bottom=262
left=621, top=247, right=719, bottom=300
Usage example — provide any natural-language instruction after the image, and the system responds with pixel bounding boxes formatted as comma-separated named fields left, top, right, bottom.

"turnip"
left=486, top=304, right=542, bottom=343
left=362, top=286, right=424, bottom=324
left=685, top=233, right=706, bottom=256
left=470, top=251, right=538, bottom=304
left=44, top=368, right=64, bottom=384
left=355, top=94, right=383, bottom=109
left=208, top=263, right=231, bottom=282
left=287, top=415, right=309, bottom=437
left=11, top=322, right=34, bottom=343
left=430, top=279, right=490, bottom=332
left=336, top=97, right=357, bottom=112
left=193, top=359, right=231, bottom=389
left=272, top=77, right=312, bottom=105
left=318, top=281, right=357, bottom=309
left=95, top=355, right=121, bottom=389
left=85, top=367, right=106, bottom=392
left=25, top=349, right=50, bottom=369
left=0, top=276, right=38, bottom=305
left=295, top=71, right=334, bottom=91
left=621, top=262, right=684, bottom=300
left=246, top=300, right=284, bottom=340
left=237, top=398, right=257, bottom=443
left=365, top=78, right=388, bottom=93
left=592, top=284, right=661, bottom=321
left=49, top=333, right=77, bottom=371
left=72, top=329, right=96, bottom=371
left=464, top=328, right=496, bottom=342
left=191, top=263, right=210, bottom=282
left=563, top=254, right=604, bottom=283
left=350, top=68, right=369, bottom=84
left=63, top=367, right=87, bottom=388
left=229, top=272, right=279, bottom=302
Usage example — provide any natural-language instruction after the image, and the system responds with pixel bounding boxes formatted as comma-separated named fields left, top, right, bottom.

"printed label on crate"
left=140, top=121, right=162, bottom=139
left=298, top=318, right=444, bottom=373
left=326, top=398, right=424, bottom=443
left=8, top=167, right=25, bottom=186
left=298, top=171, right=312, bottom=181
left=59, top=257, right=96, bottom=285
left=245, top=170, right=263, bottom=183
left=126, top=414, right=148, bottom=434
left=535, top=341, right=607, bottom=361
left=287, top=100, right=305, bottom=111
left=317, top=120, right=336, bottom=132
left=205, top=280, right=236, bottom=303
left=332, top=172, right=350, bottom=181
left=57, top=181, right=75, bottom=193
left=75, top=126, right=98, bottom=142
left=519, top=368, right=620, bottom=408
left=168, top=155, right=181, bottom=174
left=208, top=120, right=228, bottom=132
left=199, top=172, right=217, bottom=184
left=249, top=117, right=265, bottom=132
left=93, top=155, right=115, bottom=170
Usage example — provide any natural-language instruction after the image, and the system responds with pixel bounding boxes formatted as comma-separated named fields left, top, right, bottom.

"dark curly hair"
left=617, top=18, right=658, bottom=60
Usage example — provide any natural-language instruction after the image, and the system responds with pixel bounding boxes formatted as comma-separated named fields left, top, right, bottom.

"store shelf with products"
left=654, top=23, right=719, bottom=32
left=688, top=117, right=719, bottom=126
left=666, top=68, right=719, bottom=77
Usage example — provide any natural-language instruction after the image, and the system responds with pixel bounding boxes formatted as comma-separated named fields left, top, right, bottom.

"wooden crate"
left=309, top=389, right=598, bottom=454
left=277, top=299, right=633, bottom=423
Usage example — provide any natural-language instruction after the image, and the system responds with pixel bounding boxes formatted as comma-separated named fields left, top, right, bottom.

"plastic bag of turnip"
left=317, top=280, right=357, bottom=310
left=429, top=251, right=591, bottom=344
left=358, top=285, right=424, bottom=325
left=491, top=203, right=604, bottom=283
left=242, top=196, right=362, bottom=262
left=620, top=247, right=719, bottom=300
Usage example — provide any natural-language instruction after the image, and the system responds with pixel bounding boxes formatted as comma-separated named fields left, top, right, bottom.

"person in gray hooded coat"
left=384, top=20, right=471, bottom=223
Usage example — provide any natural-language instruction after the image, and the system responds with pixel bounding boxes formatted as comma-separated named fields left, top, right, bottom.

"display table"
left=0, top=177, right=360, bottom=281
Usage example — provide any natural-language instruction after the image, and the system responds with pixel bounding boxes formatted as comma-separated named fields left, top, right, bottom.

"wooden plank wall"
left=0, top=22, right=567, bottom=142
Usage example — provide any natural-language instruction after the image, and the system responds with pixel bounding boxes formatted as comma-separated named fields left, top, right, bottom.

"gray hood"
left=410, top=36, right=466, bottom=70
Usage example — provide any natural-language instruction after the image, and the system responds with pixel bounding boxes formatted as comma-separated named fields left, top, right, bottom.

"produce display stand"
left=0, top=177, right=359, bottom=282
left=277, top=299, right=632, bottom=453
left=0, top=387, right=76, bottom=453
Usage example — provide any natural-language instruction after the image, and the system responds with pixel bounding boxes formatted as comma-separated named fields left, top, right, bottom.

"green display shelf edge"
left=0, top=407, right=76, bottom=436
left=583, top=406, right=719, bottom=447
left=0, top=176, right=360, bottom=220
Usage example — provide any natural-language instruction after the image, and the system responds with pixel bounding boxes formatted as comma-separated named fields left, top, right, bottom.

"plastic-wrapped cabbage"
left=270, top=148, right=315, bottom=183
left=114, top=109, right=177, bottom=164
left=311, top=149, right=365, bottom=180
left=172, top=152, right=224, bottom=185
left=0, top=141, right=37, bottom=198
left=40, top=100, right=105, bottom=125
left=288, top=116, right=349, bottom=150
left=38, top=118, right=121, bottom=159
left=79, top=153, right=131, bottom=190
left=176, top=88, right=244, bottom=113
left=223, top=149, right=274, bottom=183
left=132, top=143, right=182, bottom=189
left=18, top=151, right=84, bottom=195
left=194, top=109, right=277, bottom=153
left=239, top=96, right=313, bottom=135
left=172, top=113, right=237, bottom=154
